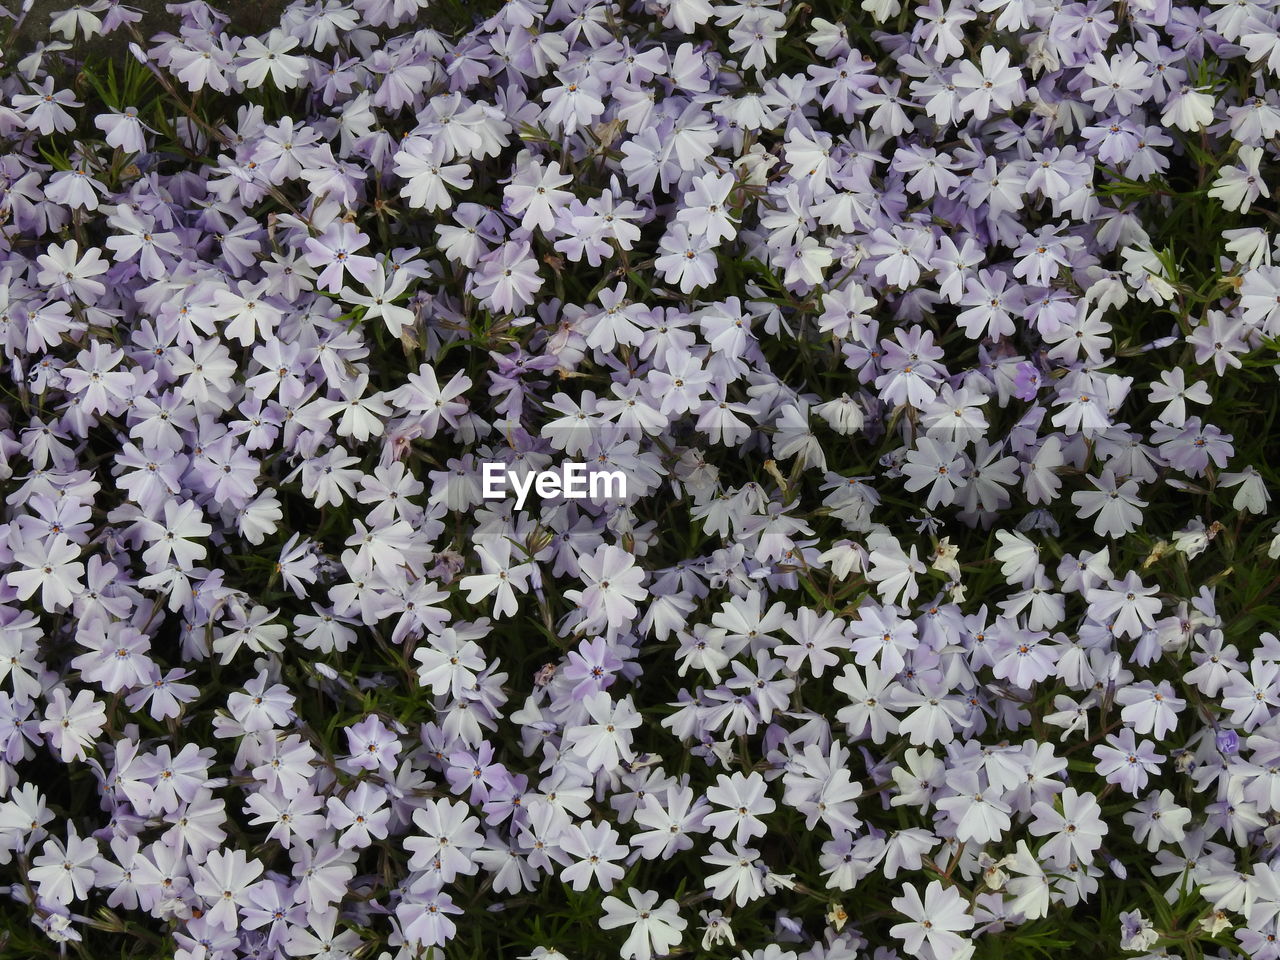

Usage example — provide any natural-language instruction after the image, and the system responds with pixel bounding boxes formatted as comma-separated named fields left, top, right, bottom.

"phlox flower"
left=504, top=156, right=575, bottom=233
left=406, top=799, right=483, bottom=881
left=1148, top=368, right=1211, bottom=427
left=415, top=627, right=487, bottom=698
left=35, top=240, right=108, bottom=301
left=304, top=222, right=378, bottom=293
left=655, top=224, right=718, bottom=293
left=540, top=70, right=606, bottom=135
left=396, top=888, right=463, bottom=950
left=632, top=785, right=710, bottom=860
left=1220, top=465, right=1271, bottom=514
left=38, top=688, right=106, bottom=763
left=192, top=848, right=265, bottom=931
left=704, top=771, right=775, bottom=845
left=343, top=715, right=402, bottom=775
left=1161, top=84, right=1216, bottom=131
left=459, top=537, right=536, bottom=619
left=69, top=622, right=154, bottom=693
left=169, top=35, right=235, bottom=93
left=1222, top=660, right=1280, bottom=730
left=395, top=137, right=473, bottom=212
left=212, top=604, right=287, bottom=664
left=1093, top=728, right=1164, bottom=795
left=1005, top=840, right=1051, bottom=921
left=1123, top=789, right=1191, bottom=852
left=11, top=78, right=81, bottom=134
left=45, top=162, right=108, bottom=211
left=834, top=662, right=901, bottom=743
left=28, top=827, right=98, bottom=905
left=777, top=607, right=848, bottom=677
left=849, top=602, right=918, bottom=676
left=599, top=889, right=687, bottom=960
left=954, top=45, right=1024, bottom=120
left=472, top=240, right=544, bottom=313
left=703, top=842, right=767, bottom=906
left=567, top=544, right=647, bottom=635
left=560, top=821, right=628, bottom=890
left=6, top=533, right=85, bottom=611
left=62, top=340, right=134, bottom=416
left=890, top=880, right=975, bottom=960
left=1115, top=681, right=1184, bottom=738
left=236, top=29, right=307, bottom=89
left=1071, top=470, right=1148, bottom=538
left=340, top=263, right=416, bottom=335
left=935, top=771, right=1012, bottom=843
left=677, top=171, right=737, bottom=245
left=1086, top=572, right=1161, bottom=639
left=893, top=678, right=970, bottom=746
left=902, top=438, right=967, bottom=509
left=1118, top=910, right=1158, bottom=951
left=283, top=910, right=364, bottom=959
left=1029, top=787, right=1106, bottom=863
left=326, top=782, right=391, bottom=849
left=104, top=205, right=181, bottom=279
left=563, top=636, right=624, bottom=700
left=564, top=692, right=641, bottom=773
left=866, top=535, right=926, bottom=607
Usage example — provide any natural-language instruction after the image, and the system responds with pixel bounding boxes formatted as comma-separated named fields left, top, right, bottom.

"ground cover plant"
left=2, top=0, right=1280, bottom=958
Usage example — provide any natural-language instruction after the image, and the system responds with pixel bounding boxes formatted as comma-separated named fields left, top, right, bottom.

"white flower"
left=1208, top=145, right=1270, bottom=213
left=993, top=529, right=1040, bottom=586
left=1119, top=910, right=1159, bottom=951
left=1071, top=469, right=1148, bottom=539
left=930, top=537, right=961, bottom=580
left=703, top=842, right=767, bottom=905
left=861, top=0, right=901, bottom=21
left=1005, top=841, right=1050, bottom=920
left=236, top=29, right=307, bottom=89
left=866, top=532, right=926, bottom=606
left=699, top=910, right=735, bottom=950
left=1161, top=85, right=1215, bottom=131
left=394, top=137, right=472, bottom=212
left=1220, top=465, right=1271, bottom=514
left=1171, top=518, right=1215, bottom=558
left=599, top=889, right=686, bottom=960
left=564, top=693, right=641, bottom=773
left=890, top=880, right=976, bottom=960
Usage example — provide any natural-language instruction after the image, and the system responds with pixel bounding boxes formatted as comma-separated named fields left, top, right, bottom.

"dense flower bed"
left=2, top=0, right=1280, bottom=957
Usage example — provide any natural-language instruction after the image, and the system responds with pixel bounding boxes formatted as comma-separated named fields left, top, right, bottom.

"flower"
left=564, top=692, right=641, bottom=773
left=4, top=0, right=1280, bottom=954
left=28, top=827, right=98, bottom=905
left=704, top=771, right=776, bottom=845
left=35, top=240, right=108, bottom=301
left=192, top=848, right=265, bottom=931
left=568, top=545, right=647, bottom=635
left=599, top=889, right=687, bottom=960
left=304, top=222, right=378, bottom=293
left=38, top=688, right=106, bottom=762
left=1028, top=787, right=1107, bottom=863
left=890, top=880, right=976, bottom=960
left=560, top=821, right=628, bottom=891
left=1093, top=729, right=1165, bottom=795
left=6, top=533, right=84, bottom=611
left=405, top=799, right=484, bottom=881
left=1071, top=470, right=1149, bottom=538
left=1118, top=910, right=1159, bottom=952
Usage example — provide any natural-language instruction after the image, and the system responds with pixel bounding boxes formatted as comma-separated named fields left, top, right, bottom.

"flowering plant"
left=2, top=0, right=1280, bottom=958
